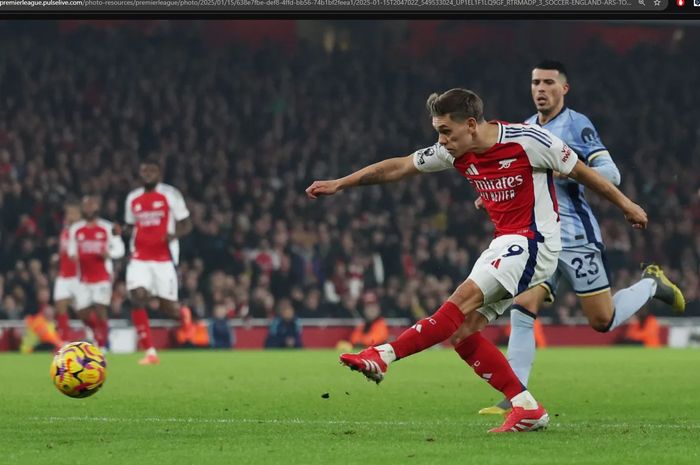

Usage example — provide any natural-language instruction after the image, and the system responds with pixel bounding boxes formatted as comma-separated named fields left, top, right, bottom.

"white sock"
left=145, top=347, right=158, bottom=357
left=510, top=390, right=538, bottom=410
left=374, top=344, right=396, bottom=364
left=609, top=278, right=657, bottom=331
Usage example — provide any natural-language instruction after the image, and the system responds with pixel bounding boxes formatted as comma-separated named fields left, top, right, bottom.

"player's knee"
left=449, top=280, right=484, bottom=315
left=590, top=315, right=613, bottom=333
left=129, top=288, right=149, bottom=306
left=450, top=326, right=476, bottom=346
left=449, top=312, right=486, bottom=346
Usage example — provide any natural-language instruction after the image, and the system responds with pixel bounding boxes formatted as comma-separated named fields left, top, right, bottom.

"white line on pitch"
left=27, top=416, right=700, bottom=430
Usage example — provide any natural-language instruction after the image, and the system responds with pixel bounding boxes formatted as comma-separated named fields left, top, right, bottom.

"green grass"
left=1, top=348, right=699, bottom=465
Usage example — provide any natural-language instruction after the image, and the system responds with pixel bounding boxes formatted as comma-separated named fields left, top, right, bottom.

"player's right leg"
left=53, top=277, right=79, bottom=340
left=54, top=299, right=72, bottom=340
left=126, top=259, right=159, bottom=365
left=339, top=278, right=483, bottom=383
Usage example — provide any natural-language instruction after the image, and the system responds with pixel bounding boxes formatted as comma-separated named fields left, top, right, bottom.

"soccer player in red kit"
left=306, top=89, right=647, bottom=433
left=124, top=158, right=192, bottom=365
left=53, top=200, right=82, bottom=340
left=68, top=195, right=125, bottom=350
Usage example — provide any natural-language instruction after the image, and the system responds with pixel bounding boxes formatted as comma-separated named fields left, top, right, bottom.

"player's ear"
left=562, top=82, right=570, bottom=96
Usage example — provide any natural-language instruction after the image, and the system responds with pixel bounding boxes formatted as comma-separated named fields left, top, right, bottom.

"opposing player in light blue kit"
left=478, top=60, right=686, bottom=415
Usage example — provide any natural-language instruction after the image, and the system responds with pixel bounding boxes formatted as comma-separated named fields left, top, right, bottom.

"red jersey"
left=58, top=227, right=78, bottom=278
left=68, top=219, right=125, bottom=283
left=412, top=122, right=578, bottom=250
left=125, top=183, right=189, bottom=264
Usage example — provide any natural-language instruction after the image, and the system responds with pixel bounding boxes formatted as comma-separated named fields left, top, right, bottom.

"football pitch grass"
left=2, top=348, right=699, bottom=465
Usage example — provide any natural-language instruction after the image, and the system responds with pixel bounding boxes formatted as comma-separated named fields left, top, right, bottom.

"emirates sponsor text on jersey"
left=469, top=174, right=525, bottom=202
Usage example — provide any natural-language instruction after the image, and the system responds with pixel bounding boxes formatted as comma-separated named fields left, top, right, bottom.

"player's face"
left=531, top=68, right=569, bottom=114
left=64, top=205, right=81, bottom=224
left=140, top=163, right=161, bottom=188
left=432, top=115, right=476, bottom=155
left=81, top=196, right=100, bottom=219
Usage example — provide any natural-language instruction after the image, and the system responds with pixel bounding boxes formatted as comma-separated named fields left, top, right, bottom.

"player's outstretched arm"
left=567, top=160, right=647, bottom=229
left=305, top=155, right=419, bottom=199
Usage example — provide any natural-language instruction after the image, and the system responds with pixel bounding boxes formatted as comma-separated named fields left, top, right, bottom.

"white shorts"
left=126, top=259, right=178, bottom=302
left=75, top=281, right=112, bottom=310
left=467, top=234, right=559, bottom=322
left=53, top=277, right=80, bottom=303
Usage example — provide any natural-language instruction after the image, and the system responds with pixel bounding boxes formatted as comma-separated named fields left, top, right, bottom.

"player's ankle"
left=510, top=390, right=538, bottom=410
left=374, top=344, right=396, bottom=365
left=145, top=347, right=158, bottom=357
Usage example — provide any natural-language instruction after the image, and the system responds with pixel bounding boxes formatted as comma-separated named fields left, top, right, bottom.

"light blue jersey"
left=524, top=107, right=618, bottom=248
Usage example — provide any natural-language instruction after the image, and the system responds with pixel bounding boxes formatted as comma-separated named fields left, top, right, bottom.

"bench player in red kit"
left=305, top=89, right=647, bottom=433
left=125, top=158, right=192, bottom=365
left=68, top=195, right=125, bottom=350
left=53, top=200, right=82, bottom=340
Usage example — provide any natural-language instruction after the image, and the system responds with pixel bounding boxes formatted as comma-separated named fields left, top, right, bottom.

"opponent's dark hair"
left=534, top=60, right=568, bottom=80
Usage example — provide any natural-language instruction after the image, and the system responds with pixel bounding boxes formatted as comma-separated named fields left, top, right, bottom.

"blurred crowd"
left=0, top=21, right=698, bottom=329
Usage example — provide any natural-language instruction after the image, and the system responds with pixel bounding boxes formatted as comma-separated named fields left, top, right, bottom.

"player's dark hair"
left=534, top=60, right=568, bottom=80
left=82, top=193, right=102, bottom=203
left=426, top=88, right=484, bottom=123
left=140, top=156, right=161, bottom=168
left=64, top=196, right=80, bottom=208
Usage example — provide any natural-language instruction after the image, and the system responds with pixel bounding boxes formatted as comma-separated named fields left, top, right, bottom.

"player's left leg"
left=90, top=305, right=110, bottom=351
left=451, top=309, right=549, bottom=433
left=86, top=282, right=112, bottom=351
left=479, top=283, right=551, bottom=416
left=569, top=244, right=684, bottom=332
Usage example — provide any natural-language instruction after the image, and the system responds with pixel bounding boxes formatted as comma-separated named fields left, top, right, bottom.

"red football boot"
left=488, top=403, right=549, bottom=433
left=339, top=347, right=388, bottom=384
left=138, top=353, right=160, bottom=365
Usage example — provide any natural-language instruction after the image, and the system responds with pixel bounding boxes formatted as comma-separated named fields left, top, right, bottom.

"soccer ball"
left=50, top=342, right=107, bottom=398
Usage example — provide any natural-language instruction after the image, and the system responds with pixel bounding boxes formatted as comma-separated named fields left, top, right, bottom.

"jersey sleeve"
left=67, top=223, right=79, bottom=259
left=589, top=153, right=621, bottom=185
left=526, top=127, right=579, bottom=175
left=103, top=220, right=126, bottom=259
left=411, top=144, right=455, bottom=173
left=570, top=113, right=609, bottom=162
left=167, top=187, right=190, bottom=222
left=124, top=193, right=135, bottom=225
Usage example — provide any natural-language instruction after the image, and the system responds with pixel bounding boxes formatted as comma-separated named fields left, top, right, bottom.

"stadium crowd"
left=0, top=22, right=698, bottom=330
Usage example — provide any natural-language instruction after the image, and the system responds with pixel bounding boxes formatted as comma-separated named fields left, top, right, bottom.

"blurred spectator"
left=348, top=291, right=389, bottom=349
left=0, top=20, right=696, bottom=330
left=210, top=304, right=234, bottom=349
left=619, top=307, right=661, bottom=348
left=265, top=298, right=303, bottom=349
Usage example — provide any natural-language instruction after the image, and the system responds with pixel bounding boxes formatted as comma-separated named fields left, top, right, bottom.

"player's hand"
left=112, top=224, right=122, bottom=236
left=623, top=202, right=648, bottom=229
left=305, top=180, right=342, bottom=199
left=473, top=196, right=484, bottom=210
left=166, top=233, right=177, bottom=242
